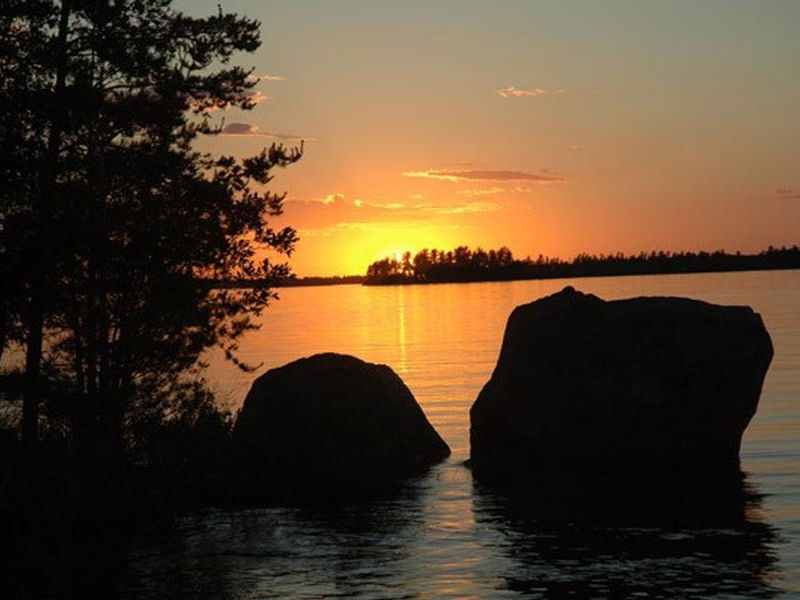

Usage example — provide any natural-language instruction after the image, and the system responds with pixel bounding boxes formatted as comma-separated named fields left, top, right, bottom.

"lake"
left=121, top=270, right=799, bottom=598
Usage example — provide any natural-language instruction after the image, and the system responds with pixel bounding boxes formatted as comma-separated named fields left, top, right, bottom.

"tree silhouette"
left=413, top=249, right=432, bottom=281
left=363, top=245, right=800, bottom=285
left=1, top=1, right=302, bottom=460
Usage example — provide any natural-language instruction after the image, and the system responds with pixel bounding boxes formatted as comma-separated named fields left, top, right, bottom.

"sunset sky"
left=185, top=1, right=800, bottom=276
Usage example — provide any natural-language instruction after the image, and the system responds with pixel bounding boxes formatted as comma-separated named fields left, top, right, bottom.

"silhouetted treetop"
left=363, top=245, right=800, bottom=285
left=1, top=0, right=302, bottom=459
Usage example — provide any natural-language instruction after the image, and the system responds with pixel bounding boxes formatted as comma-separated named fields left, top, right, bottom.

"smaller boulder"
left=232, top=353, right=450, bottom=501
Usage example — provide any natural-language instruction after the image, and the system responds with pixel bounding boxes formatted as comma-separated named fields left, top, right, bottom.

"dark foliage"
left=364, top=245, right=800, bottom=285
left=0, top=1, right=301, bottom=488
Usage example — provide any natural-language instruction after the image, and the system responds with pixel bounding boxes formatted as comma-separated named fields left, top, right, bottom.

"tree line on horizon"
left=364, top=245, right=800, bottom=285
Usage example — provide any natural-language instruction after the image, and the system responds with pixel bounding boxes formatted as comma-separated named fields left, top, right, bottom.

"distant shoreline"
left=279, top=275, right=365, bottom=287
left=210, top=261, right=799, bottom=290
left=362, top=263, right=800, bottom=287
left=363, top=246, right=800, bottom=287
left=208, top=246, right=800, bottom=289
left=209, top=275, right=365, bottom=289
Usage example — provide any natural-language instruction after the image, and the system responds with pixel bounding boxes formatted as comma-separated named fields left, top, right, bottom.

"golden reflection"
left=397, top=286, right=407, bottom=373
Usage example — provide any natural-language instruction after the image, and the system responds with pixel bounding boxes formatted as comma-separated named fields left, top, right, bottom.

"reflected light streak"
left=397, top=287, right=407, bottom=374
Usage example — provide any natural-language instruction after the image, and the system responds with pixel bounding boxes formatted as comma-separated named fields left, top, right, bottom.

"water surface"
left=125, top=270, right=800, bottom=597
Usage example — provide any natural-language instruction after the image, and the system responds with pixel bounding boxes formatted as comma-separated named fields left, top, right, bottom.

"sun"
left=318, top=224, right=457, bottom=276
left=374, top=244, right=416, bottom=265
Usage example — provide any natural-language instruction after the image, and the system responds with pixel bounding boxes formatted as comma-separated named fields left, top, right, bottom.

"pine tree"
left=0, top=0, right=301, bottom=458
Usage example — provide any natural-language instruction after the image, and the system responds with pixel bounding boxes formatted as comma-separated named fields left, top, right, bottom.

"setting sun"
left=186, top=1, right=800, bottom=278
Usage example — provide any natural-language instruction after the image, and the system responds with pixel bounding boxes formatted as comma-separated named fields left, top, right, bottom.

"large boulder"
left=469, top=286, right=773, bottom=481
left=232, top=353, right=450, bottom=500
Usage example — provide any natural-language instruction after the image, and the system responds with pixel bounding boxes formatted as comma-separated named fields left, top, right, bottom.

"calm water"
left=121, top=270, right=799, bottom=598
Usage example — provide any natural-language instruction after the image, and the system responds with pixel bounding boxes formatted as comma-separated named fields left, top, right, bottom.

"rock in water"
left=469, top=286, right=773, bottom=481
left=232, top=353, right=450, bottom=500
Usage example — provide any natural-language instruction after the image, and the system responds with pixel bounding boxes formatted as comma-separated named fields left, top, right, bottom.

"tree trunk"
left=0, top=290, right=7, bottom=367
left=21, top=0, right=71, bottom=449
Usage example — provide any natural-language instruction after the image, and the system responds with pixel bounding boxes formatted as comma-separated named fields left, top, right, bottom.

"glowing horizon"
left=182, top=0, right=800, bottom=277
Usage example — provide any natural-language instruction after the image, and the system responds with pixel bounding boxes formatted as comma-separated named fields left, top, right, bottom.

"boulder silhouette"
left=232, top=353, right=450, bottom=500
left=469, top=286, right=773, bottom=481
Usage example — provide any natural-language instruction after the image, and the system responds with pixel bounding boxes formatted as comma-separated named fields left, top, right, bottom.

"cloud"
left=283, top=192, right=504, bottom=231
left=307, top=194, right=418, bottom=212
left=219, top=122, right=313, bottom=142
left=354, top=199, right=405, bottom=209
left=302, top=220, right=450, bottom=237
left=496, top=86, right=565, bottom=98
left=221, top=122, right=259, bottom=135
left=264, top=131, right=313, bottom=142
left=402, top=169, right=565, bottom=183
left=456, top=187, right=505, bottom=197
left=322, top=192, right=346, bottom=205
left=456, top=186, right=539, bottom=196
left=247, top=74, right=287, bottom=82
left=422, top=202, right=501, bottom=214
left=287, top=193, right=406, bottom=214
left=237, top=90, right=271, bottom=105
left=297, top=228, right=334, bottom=238
left=775, top=187, right=800, bottom=199
left=317, top=194, right=408, bottom=210
left=192, top=89, right=271, bottom=112
left=193, top=76, right=282, bottom=111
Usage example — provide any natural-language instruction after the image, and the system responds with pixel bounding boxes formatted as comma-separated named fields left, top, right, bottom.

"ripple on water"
left=17, top=271, right=797, bottom=599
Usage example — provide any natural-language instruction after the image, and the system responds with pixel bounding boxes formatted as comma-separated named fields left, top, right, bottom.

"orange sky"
left=189, top=1, right=800, bottom=276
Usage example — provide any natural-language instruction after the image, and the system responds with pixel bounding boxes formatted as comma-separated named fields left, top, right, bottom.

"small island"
left=363, top=245, right=800, bottom=285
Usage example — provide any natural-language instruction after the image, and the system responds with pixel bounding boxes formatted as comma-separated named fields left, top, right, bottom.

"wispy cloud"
left=402, top=169, right=565, bottom=183
left=219, top=122, right=313, bottom=142
left=353, top=199, right=406, bottom=209
left=457, top=187, right=505, bottom=197
left=284, top=192, right=503, bottom=231
left=321, top=192, right=346, bottom=205
left=220, top=122, right=259, bottom=135
left=241, top=90, right=271, bottom=105
left=496, top=86, right=565, bottom=98
left=775, top=187, right=800, bottom=199
left=302, top=220, right=458, bottom=237
left=315, top=194, right=406, bottom=210
left=288, top=193, right=406, bottom=213
left=456, top=186, right=538, bottom=196
left=247, top=74, right=287, bottom=82
left=422, top=202, right=501, bottom=214
left=194, top=76, right=283, bottom=111
left=189, top=89, right=271, bottom=112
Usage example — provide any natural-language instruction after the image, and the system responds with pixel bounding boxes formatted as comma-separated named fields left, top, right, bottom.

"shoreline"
left=211, top=264, right=800, bottom=289
left=361, top=264, right=800, bottom=287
